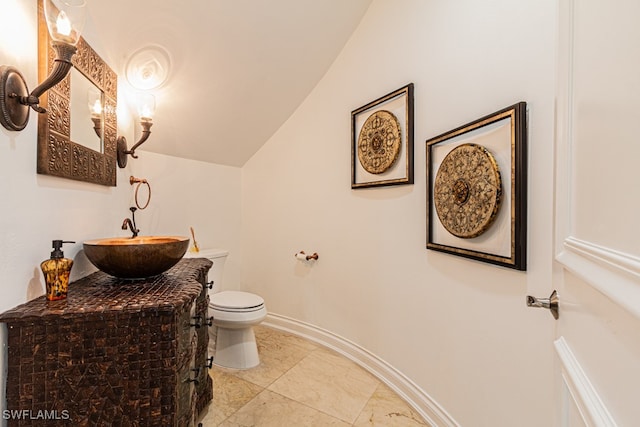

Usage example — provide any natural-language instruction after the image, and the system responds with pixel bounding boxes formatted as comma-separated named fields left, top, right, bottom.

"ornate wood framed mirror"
left=36, top=0, right=117, bottom=186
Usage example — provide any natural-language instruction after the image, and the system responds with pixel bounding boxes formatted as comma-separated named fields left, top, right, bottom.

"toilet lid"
left=211, top=291, right=264, bottom=310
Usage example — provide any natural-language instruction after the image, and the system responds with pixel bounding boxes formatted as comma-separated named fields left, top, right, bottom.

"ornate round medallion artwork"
left=433, top=143, right=502, bottom=238
left=357, top=110, right=401, bottom=174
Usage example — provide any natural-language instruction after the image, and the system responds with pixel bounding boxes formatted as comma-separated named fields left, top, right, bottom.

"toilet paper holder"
left=295, top=251, right=318, bottom=261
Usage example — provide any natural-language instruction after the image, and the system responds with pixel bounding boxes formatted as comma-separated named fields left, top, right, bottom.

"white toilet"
left=185, top=249, right=267, bottom=369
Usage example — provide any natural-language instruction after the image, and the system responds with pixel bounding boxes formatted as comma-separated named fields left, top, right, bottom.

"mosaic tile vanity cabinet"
left=0, top=258, right=214, bottom=426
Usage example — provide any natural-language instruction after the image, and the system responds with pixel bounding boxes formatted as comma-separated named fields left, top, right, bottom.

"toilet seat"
left=209, top=290, right=267, bottom=331
left=211, top=291, right=264, bottom=312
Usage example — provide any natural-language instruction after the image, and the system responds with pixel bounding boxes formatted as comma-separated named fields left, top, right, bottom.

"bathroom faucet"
left=121, top=207, right=139, bottom=238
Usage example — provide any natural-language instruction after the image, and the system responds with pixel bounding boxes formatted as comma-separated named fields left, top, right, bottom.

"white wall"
left=242, top=0, right=557, bottom=425
left=0, top=0, right=242, bottom=417
left=125, top=151, right=242, bottom=289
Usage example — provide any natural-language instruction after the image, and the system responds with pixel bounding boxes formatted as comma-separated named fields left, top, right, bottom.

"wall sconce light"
left=0, top=0, right=86, bottom=131
left=117, top=93, right=155, bottom=168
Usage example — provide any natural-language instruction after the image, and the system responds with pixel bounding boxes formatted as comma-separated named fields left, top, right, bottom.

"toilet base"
left=213, top=326, right=260, bottom=369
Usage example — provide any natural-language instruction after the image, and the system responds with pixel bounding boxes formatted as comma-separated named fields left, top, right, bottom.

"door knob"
left=526, top=290, right=559, bottom=319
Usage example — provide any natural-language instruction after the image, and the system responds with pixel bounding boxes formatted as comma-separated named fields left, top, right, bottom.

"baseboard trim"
left=263, top=313, right=460, bottom=427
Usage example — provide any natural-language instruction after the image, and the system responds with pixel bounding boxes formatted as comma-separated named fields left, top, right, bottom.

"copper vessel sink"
left=83, top=236, right=190, bottom=279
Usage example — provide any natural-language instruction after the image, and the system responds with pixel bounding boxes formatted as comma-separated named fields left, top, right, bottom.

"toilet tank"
left=185, top=248, right=229, bottom=291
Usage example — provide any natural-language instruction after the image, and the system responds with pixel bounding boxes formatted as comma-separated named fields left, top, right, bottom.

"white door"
left=546, top=0, right=640, bottom=425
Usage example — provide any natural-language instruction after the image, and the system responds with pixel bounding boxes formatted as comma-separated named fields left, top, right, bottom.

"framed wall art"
left=351, top=83, right=414, bottom=189
left=426, top=102, right=527, bottom=270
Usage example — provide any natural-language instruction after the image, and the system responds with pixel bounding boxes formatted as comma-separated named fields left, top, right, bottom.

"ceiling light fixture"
left=0, top=0, right=86, bottom=131
left=125, top=45, right=172, bottom=91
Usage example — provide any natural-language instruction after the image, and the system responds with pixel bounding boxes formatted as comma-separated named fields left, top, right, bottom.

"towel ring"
left=130, top=176, right=151, bottom=210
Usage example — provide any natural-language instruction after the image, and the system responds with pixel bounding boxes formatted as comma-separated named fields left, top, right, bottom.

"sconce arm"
left=117, top=120, right=153, bottom=167
left=0, top=42, right=77, bottom=131
left=127, top=120, right=153, bottom=158
left=91, top=116, right=102, bottom=138
left=24, top=42, right=77, bottom=113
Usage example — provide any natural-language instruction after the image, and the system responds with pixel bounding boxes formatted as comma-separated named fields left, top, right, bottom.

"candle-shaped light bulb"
left=87, top=88, right=102, bottom=118
left=140, top=105, right=153, bottom=120
left=56, top=11, right=72, bottom=37
left=137, top=93, right=156, bottom=122
left=91, top=100, right=102, bottom=117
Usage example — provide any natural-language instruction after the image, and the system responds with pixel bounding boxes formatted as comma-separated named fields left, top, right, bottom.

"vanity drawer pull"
left=186, top=377, right=199, bottom=385
left=186, top=367, right=200, bottom=385
left=204, top=356, right=214, bottom=369
left=190, top=316, right=202, bottom=328
left=206, top=281, right=214, bottom=289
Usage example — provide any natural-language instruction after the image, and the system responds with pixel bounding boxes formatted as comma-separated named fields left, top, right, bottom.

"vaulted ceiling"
left=86, top=0, right=372, bottom=166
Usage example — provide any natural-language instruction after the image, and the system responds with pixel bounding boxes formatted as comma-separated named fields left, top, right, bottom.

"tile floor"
left=197, top=325, right=430, bottom=426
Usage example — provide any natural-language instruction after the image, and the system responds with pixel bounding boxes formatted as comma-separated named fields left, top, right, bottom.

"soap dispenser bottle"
left=40, top=240, right=75, bottom=301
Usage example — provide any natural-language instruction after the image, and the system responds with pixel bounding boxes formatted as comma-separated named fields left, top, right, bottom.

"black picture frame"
left=426, top=102, right=527, bottom=270
left=351, top=83, right=414, bottom=189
